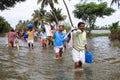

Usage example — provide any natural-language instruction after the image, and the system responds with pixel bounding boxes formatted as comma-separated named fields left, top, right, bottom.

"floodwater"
left=0, top=34, right=120, bottom=80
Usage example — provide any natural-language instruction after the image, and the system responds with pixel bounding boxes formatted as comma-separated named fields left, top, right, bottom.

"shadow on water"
left=0, top=36, right=120, bottom=80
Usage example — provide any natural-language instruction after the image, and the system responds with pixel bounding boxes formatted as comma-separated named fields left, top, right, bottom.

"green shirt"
left=72, top=30, right=87, bottom=51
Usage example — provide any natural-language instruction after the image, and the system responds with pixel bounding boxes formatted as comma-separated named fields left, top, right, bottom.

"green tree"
left=0, top=0, right=25, bottom=10
left=109, top=21, right=120, bottom=40
left=109, top=21, right=119, bottom=33
left=37, top=0, right=59, bottom=24
left=0, top=16, right=11, bottom=33
left=73, top=2, right=115, bottom=34
left=16, top=20, right=30, bottom=30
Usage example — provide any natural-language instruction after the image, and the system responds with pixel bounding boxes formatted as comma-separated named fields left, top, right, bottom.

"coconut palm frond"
left=111, top=0, right=120, bottom=5
left=54, top=0, right=59, bottom=4
left=37, top=0, right=42, bottom=4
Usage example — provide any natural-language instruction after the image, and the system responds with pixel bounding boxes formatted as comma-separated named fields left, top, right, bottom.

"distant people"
left=26, top=28, right=35, bottom=49
left=8, top=29, right=16, bottom=48
left=53, top=25, right=66, bottom=59
left=72, top=22, right=88, bottom=70
left=34, top=29, right=38, bottom=41
left=40, top=29, right=47, bottom=47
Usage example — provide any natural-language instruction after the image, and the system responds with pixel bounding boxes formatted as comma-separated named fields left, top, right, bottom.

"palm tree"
left=32, top=9, right=47, bottom=27
left=46, top=8, right=66, bottom=24
left=62, top=0, right=74, bottom=27
left=37, top=0, right=59, bottom=24
left=111, top=0, right=120, bottom=8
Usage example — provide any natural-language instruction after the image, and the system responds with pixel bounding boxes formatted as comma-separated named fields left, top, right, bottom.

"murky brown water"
left=0, top=34, right=120, bottom=80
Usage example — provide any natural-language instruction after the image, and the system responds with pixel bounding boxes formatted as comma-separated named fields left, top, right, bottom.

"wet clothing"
left=54, top=46, right=64, bottom=53
left=72, top=48, right=85, bottom=63
left=27, top=30, right=34, bottom=40
left=72, top=30, right=87, bottom=51
left=40, top=32, right=47, bottom=45
left=8, top=32, right=16, bottom=42
left=27, top=40, right=34, bottom=44
left=53, top=31, right=65, bottom=47
left=72, top=30, right=87, bottom=63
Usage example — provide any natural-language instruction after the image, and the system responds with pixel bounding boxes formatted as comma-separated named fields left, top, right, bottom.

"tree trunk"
left=63, top=0, right=74, bottom=27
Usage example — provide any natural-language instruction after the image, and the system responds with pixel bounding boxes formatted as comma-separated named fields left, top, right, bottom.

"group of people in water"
left=7, top=22, right=89, bottom=71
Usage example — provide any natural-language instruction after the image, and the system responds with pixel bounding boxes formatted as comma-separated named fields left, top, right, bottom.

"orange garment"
left=42, top=39, right=47, bottom=45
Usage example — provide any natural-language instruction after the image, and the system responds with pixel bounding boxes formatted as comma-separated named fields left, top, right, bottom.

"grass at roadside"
left=87, top=33, right=110, bottom=38
left=110, top=40, right=120, bottom=48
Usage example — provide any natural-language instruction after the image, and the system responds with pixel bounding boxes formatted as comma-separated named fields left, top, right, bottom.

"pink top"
left=8, top=32, right=16, bottom=42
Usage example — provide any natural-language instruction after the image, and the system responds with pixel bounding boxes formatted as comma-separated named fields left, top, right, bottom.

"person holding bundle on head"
left=26, top=24, right=35, bottom=49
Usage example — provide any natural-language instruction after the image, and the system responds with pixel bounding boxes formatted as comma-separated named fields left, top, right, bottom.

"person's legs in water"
left=11, top=41, right=14, bottom=48
left=72, top=48, right=84, bottom=69
left=32, top=43, right=34, bottom=49
left=52, top=41, right=54, bottom=46
left=75, top=62, right=80, bottom=69
left=54, top=47, right=60, bottom=59
left=8, top=41, right=14, bottom=48
left=31, top=40, right=34, bottom=49
left=59, top=48, right=63, bottom=57
left=79, top=61, right=82, bottom=68
left=56, top=52, right=60, bottom=58
left=28, top=43, right=30, bottom=48
left=8, top=41, right=12, bottom=48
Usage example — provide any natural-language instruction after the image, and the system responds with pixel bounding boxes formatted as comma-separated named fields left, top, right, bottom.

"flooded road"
left=0, top=35, right=120, bottom=80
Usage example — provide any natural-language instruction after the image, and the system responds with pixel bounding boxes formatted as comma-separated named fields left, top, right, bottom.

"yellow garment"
left=72, top=30, right=87, bottom=51
left=27, top=30, right=34, bottom=40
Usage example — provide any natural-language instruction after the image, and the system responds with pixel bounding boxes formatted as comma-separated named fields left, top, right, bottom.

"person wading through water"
left=72, top=22, right=88, bottom=71
left=53, top=25, right=66, bottom=59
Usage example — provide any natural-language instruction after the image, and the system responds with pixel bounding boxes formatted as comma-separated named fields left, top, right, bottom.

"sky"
left=0, top=0, right=120, bottom=29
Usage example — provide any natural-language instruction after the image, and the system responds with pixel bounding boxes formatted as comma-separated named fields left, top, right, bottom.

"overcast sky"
left=0, top=0, right=120, bottom=29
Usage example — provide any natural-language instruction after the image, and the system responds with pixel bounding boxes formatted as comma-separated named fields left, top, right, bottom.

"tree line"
left=0, top=16, right=11, bottom=33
